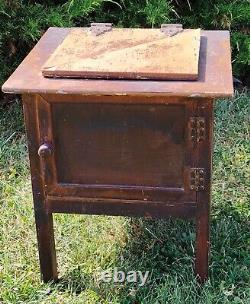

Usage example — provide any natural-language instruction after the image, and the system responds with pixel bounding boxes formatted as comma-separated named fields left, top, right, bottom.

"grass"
left=0, top=92, right=249, bottom=303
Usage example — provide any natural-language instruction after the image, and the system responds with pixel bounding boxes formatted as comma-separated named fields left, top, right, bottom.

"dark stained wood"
left=40, top=94, right=211, bottom=104
left=1, top=25, right=233, bottom=283
left=35, top=95, right=197, bottom=204
left=47, top=197, right=197, bottom=219
left=2, top=28, right=233, bottom=98
left=52, top=103, right=184, bottom=186
left=47, top=184, right=188, bottom=202
left=22, top=95, right=58, bottom=282
left=19, top=93, right=217, bottom=283
left=36, top=95, right=57, bottom=192
left=21, top=94, right=217, bottom=283
left=194, top=100, right=213, bottom=282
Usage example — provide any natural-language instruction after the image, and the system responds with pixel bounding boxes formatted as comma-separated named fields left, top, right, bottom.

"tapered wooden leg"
left=194, top=100, right=213, bottom=283
left=195, top=206, right=209, bottom=282
left=35, top=210, right=58, bottom=282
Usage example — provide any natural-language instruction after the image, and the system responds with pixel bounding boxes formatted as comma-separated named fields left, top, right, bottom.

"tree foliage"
left=0, top=0, right=249, bottom=86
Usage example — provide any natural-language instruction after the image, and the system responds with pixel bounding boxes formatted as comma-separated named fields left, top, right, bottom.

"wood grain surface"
left=42, top=28, right=201, bottom=80
left=2, top=28, right=233, bottom=98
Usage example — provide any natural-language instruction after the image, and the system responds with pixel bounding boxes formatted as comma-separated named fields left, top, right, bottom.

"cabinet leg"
left=194, top=100, right=213, bottom=283
left=195, top=209, right=209, bottom=283
left=23, top=95, right=58, bottom=282
left=35, top=210, right=58, bottom=282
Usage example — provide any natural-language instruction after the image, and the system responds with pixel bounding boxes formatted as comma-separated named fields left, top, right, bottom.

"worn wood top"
left=2, top=27, right=233, bottom=98
left=42, top=28, right=200, bottom=81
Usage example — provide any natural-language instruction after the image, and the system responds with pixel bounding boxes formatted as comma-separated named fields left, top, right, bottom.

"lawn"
left=0, top=92, right=249, bottom=303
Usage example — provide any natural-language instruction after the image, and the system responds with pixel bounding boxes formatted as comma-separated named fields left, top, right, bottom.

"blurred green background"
left=0, top=0, right=249, bottom=87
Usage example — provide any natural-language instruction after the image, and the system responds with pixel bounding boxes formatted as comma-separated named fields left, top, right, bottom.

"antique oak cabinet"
left=2, top=25, right=233, bottom=283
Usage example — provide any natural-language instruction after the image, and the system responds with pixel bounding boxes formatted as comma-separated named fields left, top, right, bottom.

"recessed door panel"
left=36, top=95, right=196, bottom=202
left=52, top=103, right=185, bottom=188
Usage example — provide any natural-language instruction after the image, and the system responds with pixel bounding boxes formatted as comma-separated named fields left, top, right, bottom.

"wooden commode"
left=2, top=24, right=233, bottom=282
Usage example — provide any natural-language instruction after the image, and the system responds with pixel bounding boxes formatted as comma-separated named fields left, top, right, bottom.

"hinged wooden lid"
left=42, top=24, right=201, bottom=80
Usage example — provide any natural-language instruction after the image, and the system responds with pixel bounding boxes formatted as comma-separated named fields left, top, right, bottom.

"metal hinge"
left=189, top=117, right=206, bottom=143
left=161, top=24, right=183, bottom=36
left=190, top=168, right=205, bottom=191
left=90, top=23, right=112, bottom=36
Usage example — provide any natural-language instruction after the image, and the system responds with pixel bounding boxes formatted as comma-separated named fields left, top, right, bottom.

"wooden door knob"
left=38, top=143, right=52, bottom=157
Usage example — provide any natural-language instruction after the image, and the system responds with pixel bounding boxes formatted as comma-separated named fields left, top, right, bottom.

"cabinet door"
left=37, top=95, right=196, bottom=203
